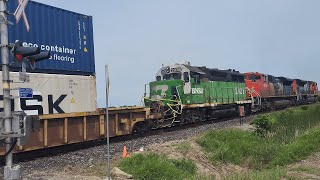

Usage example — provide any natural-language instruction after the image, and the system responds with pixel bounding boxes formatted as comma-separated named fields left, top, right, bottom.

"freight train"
left=142, top=62, right=318, bottom=131
left=0, top=0, right=318, bottom=156
left=0, top=62, right=318, bottom=155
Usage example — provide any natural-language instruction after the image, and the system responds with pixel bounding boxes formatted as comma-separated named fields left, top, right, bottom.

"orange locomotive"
left=244, top=72, right=318, bottom=111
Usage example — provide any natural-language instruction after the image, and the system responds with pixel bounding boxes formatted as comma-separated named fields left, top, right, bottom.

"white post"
left=105, top=65, right=110, bottom=180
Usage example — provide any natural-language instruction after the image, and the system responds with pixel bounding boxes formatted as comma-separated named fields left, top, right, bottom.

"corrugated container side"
left=5, top=0, right=95, bottom=75
left=0, top=72, right=97, bottom=115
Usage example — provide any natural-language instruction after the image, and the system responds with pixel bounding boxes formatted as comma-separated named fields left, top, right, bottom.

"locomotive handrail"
left=246, top=87, right=261, bottom=107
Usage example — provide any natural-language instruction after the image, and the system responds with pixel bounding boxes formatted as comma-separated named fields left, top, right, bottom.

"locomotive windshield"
left=163, top=73, right=182, bottom=80
left=248, top=75, right=261, bottom=82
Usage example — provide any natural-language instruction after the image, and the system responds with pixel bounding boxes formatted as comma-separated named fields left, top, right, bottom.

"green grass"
left=175, top=142, right=192, bottom=156
left=198, top=127, right=320, bottom=169
left=255, top=104, right=320, bottom=143
left=225, top=168, right=287, bottom=180
left=119, top=153, right=197, bottom=180
left=197, top=129, right=278, bottom=169
left=197, top=103, right=320, bottom=169
left=291, top=166, right=318, bottom=174
left=271, top=128, right=320, bottom=166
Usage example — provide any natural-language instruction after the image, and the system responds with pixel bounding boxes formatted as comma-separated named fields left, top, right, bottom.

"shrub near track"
left=197, top=103, right=320, bottom=169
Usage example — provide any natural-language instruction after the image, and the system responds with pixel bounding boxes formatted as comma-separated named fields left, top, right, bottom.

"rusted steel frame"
left=44, top=119, right=48, bottom=147
left=39, top=111, right=101, bottom=120
left=39, top=107, right=149, bottom=120
left=83, top=116, right=87, bottom=141
left=115, top=113, right=120, bottom=135
left=99, top=115, right=105, bottom=136
left=64, top=118, right=68, bottom=143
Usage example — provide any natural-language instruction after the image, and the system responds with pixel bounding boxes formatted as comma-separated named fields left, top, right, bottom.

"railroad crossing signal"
left=14, top=0, right=30, bottom=32
left=10, top=41, right=50, bottom=71
left=12, top=41, right=39, bottom=59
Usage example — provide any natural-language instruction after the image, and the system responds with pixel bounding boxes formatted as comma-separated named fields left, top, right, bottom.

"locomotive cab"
left=144, top=63, right=193, bottom=107
left=244, top=72, right=275, bottom=98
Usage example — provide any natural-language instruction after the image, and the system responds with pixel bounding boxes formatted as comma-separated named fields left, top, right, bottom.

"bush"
left=120, top=153, right=197, bottom=180
left=251, top=115, right=275, bottom=137
left=301, top=106, right=309, bottom=111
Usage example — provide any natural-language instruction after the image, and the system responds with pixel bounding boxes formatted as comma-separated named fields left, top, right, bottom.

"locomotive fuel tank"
left=210, top=108, right=237, bottom=119
left=271, top=100, right=291, bottom=108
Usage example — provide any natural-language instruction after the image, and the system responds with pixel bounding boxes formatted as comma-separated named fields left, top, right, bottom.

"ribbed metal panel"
left=6, top=0, right=95, bottom=75
left=0, top=72, right=97, bottom=115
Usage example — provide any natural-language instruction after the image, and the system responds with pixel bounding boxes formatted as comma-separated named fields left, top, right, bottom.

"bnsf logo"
left=192, top=88, right=204, bottom=94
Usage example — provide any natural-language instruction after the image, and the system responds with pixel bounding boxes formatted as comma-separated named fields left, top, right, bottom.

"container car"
left=6, top=0, right=95, bottom=76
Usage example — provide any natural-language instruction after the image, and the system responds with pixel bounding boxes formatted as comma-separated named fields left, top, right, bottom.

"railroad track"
left=3, top=110, right=257, bottom=165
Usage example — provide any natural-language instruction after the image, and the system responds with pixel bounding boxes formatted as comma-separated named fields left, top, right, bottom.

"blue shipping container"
left=6, top=0, right=95, bottom=76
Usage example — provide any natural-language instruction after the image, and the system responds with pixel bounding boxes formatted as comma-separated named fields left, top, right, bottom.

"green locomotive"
left=143, top=62, right=251, bottom=128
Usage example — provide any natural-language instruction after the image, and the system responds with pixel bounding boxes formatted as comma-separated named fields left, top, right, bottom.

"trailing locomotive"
left=245, top=72, right=318, bottom=111
left=143, top=62, right=318, bottom=128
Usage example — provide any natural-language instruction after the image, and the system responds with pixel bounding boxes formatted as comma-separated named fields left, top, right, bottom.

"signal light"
left=28, top=52, right=51, bottom=70
left=10, top=41, right=50, bottom=71
left=28, top=52, right=50, bottom=62
left=15, top=54, right=23, bottom=61
left=12, top=41, right=40, bottom=60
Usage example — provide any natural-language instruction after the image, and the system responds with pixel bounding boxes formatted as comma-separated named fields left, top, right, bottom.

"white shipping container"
left=0, top=73, right=97, bottom=115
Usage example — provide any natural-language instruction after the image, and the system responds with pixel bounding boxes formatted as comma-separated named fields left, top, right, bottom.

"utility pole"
left=0, top=0, right=13, bottom=170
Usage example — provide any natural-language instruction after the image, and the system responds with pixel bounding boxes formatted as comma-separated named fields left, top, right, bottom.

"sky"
left=35, top=0, right=320, bottom=107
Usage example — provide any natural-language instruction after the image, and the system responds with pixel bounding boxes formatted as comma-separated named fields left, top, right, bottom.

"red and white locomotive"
left=244, top=72, right=318, bottom=110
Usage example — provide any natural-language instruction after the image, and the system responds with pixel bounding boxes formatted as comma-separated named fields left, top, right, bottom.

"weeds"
left=225, top=168, right=286, bottom=180
left=175, top=142, right=191, bottom=156
left=119, top=153, right=197, bottom=180
left=198, top=104, right=320, bottom=169
left=291, top=166, right=317, bottom=174
left=271, top=128, right=320, bottom=166
left=197, top=129, right=278, bottom=169
left=252, top=104, right=320, bottom=143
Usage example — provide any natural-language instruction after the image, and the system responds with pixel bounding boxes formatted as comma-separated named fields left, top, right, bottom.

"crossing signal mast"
left=0, top=0, right=50, bottom=179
